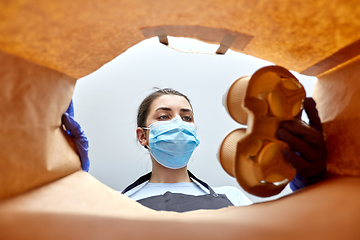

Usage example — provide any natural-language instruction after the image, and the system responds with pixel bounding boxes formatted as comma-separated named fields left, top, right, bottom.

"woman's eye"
left=182, top=116, right=192, bottom=122
left=158, top=115, right=169, bottom=120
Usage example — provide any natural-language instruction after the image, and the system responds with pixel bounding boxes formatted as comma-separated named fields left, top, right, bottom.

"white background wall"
left=73, top=37, right=316, bottom=203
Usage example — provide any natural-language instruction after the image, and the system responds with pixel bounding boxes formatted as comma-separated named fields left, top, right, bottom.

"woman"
left=121, top=88, right=252, bottom=211
left=62, top=88, right=328, bottom=212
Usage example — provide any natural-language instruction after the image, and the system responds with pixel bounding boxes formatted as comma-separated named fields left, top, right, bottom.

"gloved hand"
left=62, top=100, right=90, bottom=172
left=276, top=97, right=327, bottom=191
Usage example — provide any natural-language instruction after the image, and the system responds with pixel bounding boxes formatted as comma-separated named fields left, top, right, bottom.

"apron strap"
left=121, top=170, right=217, bottom=196
left=187, top=171, right=217, bottom=196
left=121, top=172, right=152, bottom=194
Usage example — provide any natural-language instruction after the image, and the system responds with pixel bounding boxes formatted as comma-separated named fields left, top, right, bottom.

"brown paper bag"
left=0, top=51, right=81, bottom=200
left=313, top=56, right=360, bottom=177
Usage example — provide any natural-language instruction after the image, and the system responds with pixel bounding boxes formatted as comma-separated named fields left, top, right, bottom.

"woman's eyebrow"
left=155, top=107, right=193, bottom=113
left=180, top=108, right=192, bottom=113
left=155, top=107, right=172, bottom=112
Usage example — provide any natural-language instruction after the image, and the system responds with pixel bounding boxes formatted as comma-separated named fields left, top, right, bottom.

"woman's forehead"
left=150, top=95, right=192, bottom=111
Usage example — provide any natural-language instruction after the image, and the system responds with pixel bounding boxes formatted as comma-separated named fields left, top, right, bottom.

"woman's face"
left=136, top=94, right=194, bottom=150
left=145, top=94, right=194, bottom=127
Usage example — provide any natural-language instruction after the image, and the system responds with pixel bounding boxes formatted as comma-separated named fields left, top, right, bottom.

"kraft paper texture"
left=0, top=0, right=360, bottom=78
left=0, top=51, right=80, bottom=200
left=1, top=0, right=360, bottom=239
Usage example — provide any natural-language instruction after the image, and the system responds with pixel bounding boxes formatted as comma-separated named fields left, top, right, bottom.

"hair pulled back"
left=137, top=88, right=192, bottom=128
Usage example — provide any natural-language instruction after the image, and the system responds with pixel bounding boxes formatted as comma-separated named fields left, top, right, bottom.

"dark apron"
left=122, top=171, right=234, bottom=212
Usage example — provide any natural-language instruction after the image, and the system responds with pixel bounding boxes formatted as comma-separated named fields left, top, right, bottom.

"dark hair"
left=137, top=88, right=192, bottom=128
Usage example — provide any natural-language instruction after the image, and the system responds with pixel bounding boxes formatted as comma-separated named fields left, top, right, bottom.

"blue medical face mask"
left=144, top=115, right=200, bottom=169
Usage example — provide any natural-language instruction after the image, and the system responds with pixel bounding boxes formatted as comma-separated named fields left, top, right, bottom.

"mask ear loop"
left=142, top=127, right=151, bottom=150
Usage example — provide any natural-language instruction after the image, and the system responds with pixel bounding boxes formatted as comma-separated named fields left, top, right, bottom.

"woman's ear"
left=136, top=127, right=148, bottom=147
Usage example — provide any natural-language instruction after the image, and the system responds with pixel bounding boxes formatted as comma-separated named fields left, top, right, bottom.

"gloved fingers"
left=276, top=127, right=324, bottom=162
left=278, top=120, right=325, bottom=149
left=282, top=148, right=326, bottom=179
left=65, top=99, right=75, bottom=118
left=82, top=160, right=90, bottom=172
left=281, top=148, right=310, bottom=171
left=74, top=139, right=90, bottom=172
left=62, top=113, right=84, bottom=137
left=280, top=98, right=328, bottom=190
left=303, top=97, right=323, bottom=134
left=61, top=113, right=90, bottom=172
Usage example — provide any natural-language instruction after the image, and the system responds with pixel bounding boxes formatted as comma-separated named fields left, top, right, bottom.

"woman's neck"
left=149, top=158, right=191, bottom=183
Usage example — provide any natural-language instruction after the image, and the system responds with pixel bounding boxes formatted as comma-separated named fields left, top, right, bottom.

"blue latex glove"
left=276, top=98, right=328, bottom=191
left=62, top=100, right=90, bottom=172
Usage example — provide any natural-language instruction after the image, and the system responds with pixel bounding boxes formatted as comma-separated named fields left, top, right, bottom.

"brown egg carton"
left=219, top=66, right=306, bottom=197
